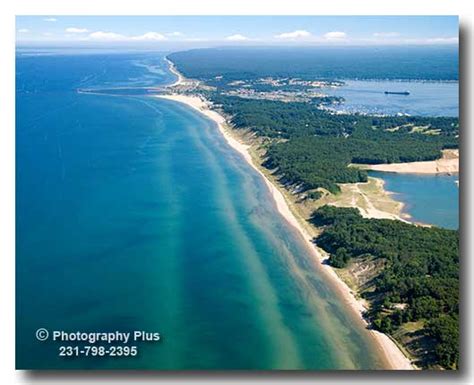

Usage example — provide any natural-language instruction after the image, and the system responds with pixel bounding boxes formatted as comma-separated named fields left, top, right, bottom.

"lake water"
left=323, top=78, right=459, bottom=229
left=324, top=80, right=458, bottom=117
left=329, top=80, right=459, bottom=229
left=16, top=50, right=385, bottom=369
left=369, top=172, right=459, bottom=230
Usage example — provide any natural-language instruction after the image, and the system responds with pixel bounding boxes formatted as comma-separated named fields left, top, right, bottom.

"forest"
left=312, top=205, right=459, bottom=369
left=210, top=95, right=458, bottom=139
left=264, top=136, right=448, bottom=193
left=208, top=95, right=458, bottom=193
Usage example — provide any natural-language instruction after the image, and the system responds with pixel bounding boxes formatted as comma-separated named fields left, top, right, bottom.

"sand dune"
left=363, top=149, right=459, bottom=174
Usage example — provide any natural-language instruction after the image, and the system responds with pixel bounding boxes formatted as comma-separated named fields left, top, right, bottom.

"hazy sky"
left=16, top=16, right=458, bottom=47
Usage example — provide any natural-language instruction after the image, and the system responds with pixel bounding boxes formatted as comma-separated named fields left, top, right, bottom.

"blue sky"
left=16, top=16, right=458, bottom=46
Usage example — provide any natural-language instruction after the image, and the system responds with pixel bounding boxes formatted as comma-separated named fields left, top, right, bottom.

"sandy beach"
left=361, top=149, right=459, bottom=174
left=164, top=57, right=186, bottom=87
left=154, top=91, right=413, bottom=370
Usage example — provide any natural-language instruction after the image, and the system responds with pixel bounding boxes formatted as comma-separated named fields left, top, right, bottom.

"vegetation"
left=207, top=96, right=458, bottom=194
left=264, top=137, right=369, bottom=194
left=210, top=95, right=459, bottom=140
left=306, top=190, right=323, bottom=200
left=312, top=205, right=459, bottom=369
left=211, top=95, right=358, bottom=137
left=264, top=136, right=450, bottom=193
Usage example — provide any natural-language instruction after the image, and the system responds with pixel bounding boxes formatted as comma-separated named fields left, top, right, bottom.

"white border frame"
left=1, top=1, right=472, bottom=383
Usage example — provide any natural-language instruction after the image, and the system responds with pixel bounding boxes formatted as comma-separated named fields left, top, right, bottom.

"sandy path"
left=352, top=183, right=406, bottom=221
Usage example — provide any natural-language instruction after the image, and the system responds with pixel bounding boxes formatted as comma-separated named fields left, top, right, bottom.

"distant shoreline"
left=154, top=90, right=413, bottom=370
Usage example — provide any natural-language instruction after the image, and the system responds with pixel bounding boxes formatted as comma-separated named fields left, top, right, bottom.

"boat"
left=384, top=91, right=410, bottom=95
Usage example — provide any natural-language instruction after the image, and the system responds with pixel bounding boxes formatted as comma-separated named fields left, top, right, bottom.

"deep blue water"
left=324, top=80, right=458, bottom=116
left=369, top=172, right=459, bottom=230
left=16, top=51, right=385, bottom=369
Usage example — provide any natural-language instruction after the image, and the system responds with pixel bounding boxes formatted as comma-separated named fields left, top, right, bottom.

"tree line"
left=207, top=96, right=458, bottom=194
left=312, top=205, right=459, bottom=369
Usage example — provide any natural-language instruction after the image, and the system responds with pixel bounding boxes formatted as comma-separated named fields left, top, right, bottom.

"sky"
left=16, top=16, right=459, bottom=47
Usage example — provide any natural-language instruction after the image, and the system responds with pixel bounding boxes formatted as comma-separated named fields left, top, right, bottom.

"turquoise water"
left=324, top=80, right=458, bottom=116
left=369, top=172, right=459, bottom=229
left=16, top=51, right=385, bottom=369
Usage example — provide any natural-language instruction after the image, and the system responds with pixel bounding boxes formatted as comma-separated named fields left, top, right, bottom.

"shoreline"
left=154, top=92, right=413, bottom=370
left=355, top=149, right=459, bottom=174
left=164, top=57, right=185, bottom=87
